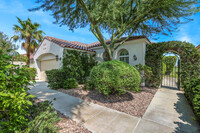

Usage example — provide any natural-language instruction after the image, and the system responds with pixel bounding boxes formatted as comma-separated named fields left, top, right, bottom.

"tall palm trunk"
left=26, top=38, right=31, bottom=67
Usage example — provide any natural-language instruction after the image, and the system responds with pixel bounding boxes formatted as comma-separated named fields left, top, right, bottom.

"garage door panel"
left=40, top=59, right=59, bottom=81
left=41, top=59, right=59, bottom=71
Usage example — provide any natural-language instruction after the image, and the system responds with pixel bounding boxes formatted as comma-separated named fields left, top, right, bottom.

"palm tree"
left=12, top=17, right=44, bottom=67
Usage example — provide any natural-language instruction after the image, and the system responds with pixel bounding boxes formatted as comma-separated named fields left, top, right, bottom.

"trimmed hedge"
left=46, top=50, right=97, bottom=90
left=63, top=78, right=78, bottom=89
left=89, top=60, right=141, bottom=95
left=183, top=78, right=200, bottom=122
left=45, top=69, right=66, bottom=89
left=62, top=50, right=97, bottom=83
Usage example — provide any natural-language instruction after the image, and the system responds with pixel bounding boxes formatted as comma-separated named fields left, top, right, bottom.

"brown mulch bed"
left=33, top=98, right=91, bottom=133
left=57, top=85, right=157, bottom=117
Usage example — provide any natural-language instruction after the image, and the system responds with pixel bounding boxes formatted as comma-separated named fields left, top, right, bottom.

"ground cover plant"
left=89, top=60, right=140, bottom=95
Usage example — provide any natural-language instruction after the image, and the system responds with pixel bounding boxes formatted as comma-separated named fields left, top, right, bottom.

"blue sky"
left=0, top=0, right=200, bottom=54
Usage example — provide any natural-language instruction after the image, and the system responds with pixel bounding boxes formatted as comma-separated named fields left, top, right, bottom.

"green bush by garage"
left=89, top=60, right=141, bottom=95
left=183, top=78, right=200, bottom=122
left=45, top=50, right=97, bottom=90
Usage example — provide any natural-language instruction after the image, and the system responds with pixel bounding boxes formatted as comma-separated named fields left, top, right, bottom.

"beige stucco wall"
left=13, top=59, right=35, bottom=68
left=34, top=39, right=64, bottom=80
left=34, top=38, right=148, bottom=81
left=92, top=38, right=148, bottom=66
left=12, top=61, right=26, bottom=67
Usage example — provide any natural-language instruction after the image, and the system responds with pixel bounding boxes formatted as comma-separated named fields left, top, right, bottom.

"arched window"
left=119, top=50, right=129, bottom=63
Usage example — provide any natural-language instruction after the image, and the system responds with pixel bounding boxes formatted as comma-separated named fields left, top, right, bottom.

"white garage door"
left=40, top=59, right=59, bottom=81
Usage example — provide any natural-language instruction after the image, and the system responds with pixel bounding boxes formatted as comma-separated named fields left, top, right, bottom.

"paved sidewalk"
left=134, top=88, right=200, bottom=133
left=29, top=82, right=140, bottom=133
left=29, top=82, right=200, bottom=133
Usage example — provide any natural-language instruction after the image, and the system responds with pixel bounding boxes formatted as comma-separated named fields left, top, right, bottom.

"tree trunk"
left=106, top=47, right=113, bottom=61
left=27, top=49, right=30, bottom=67
left=26, top=38, right=31, bottom=67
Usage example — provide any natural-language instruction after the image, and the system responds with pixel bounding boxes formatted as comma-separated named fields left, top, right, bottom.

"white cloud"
left=42, top=18, right=52, bottom=25
left=179, top=34, right=191, bottom=42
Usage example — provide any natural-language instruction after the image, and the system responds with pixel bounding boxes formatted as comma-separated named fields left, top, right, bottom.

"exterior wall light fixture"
left=56, top=55, right=61, bottom=61
left=133, top=54, right=137, bottom=61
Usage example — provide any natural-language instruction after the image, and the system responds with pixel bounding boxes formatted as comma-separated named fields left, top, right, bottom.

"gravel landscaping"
left=57, top=86, right=157, bottom=117
left=56, top=112, right=91, bottom=133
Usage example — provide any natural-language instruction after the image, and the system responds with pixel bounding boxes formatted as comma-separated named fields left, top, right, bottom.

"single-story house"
left=34, top=36, right=151, bottom=81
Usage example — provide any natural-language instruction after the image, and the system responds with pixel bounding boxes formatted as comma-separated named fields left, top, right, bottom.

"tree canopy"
left=30, top=0, right=200, bottom=60
left=0, top=32, right=18, bottom=55
left=12, top=17, right=44, bottom=66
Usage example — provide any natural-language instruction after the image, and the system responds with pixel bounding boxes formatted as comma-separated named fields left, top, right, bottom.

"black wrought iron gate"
left=161, top=55, right=180, bottom=90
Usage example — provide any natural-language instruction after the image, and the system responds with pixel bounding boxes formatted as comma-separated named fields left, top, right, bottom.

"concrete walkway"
left=29, top=82, right=200, bottom=133
left=134, top=88, right=200, bottom=133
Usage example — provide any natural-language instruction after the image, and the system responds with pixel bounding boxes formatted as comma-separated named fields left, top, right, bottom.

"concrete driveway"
left=29, top=82, right=200, bottom=133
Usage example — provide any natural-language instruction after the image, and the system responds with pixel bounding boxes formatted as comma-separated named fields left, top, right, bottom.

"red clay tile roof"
left=42, top=35, right=150, bottom=52
left=44, top=36, right=95, bottom=52
left=21, top=53, right=34, bottom=59
left=87, top=36, right=151, bottom=48
left=196, top=44, right=200, bottom=50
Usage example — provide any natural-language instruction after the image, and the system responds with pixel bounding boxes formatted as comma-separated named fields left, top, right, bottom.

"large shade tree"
left=30, top=0, right=200, bottom=60
left=12, top=17, right=44, bottom=67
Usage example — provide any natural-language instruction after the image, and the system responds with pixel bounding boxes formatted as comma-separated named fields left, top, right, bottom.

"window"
left=119, top=50, right=129, bottom=63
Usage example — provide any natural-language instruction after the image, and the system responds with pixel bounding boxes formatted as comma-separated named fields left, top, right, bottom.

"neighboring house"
left=196, top=44, right=200, bottom=52
left=12, top=54, right=35, bottom=68
left=34, top=36, right=151, bottom=81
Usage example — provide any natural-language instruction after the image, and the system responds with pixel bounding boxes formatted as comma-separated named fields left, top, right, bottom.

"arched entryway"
left=145, top=41, right=200, bottom=88
left=36, top=53, right=59, bottom=81
left=161, top=52, right=180, bottom=89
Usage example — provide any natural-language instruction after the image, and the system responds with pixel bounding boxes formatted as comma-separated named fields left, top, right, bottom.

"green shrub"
left=82, top=81, right=94, bottom=90
left=0, top=50, right=35, bottom=132
left=24, top=67, right=37, bottom=80
left=163, top=56, right=177, bottom=75
left=183, top=78, right=200, bottom=122
left=45, top=69, right=66, bottom=89
left=63, top=78, right=78, bottom=89
left=46, top=50, right=97, bottom=89
left=62, top=50, right=97, bottom=84
left=89, top=60, right=141, bottom=95
left=162, top=62, right=166, bottom=75
left=135, top=63, right=152, bottom=83
left=22, top=101, right=61, bottom=133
